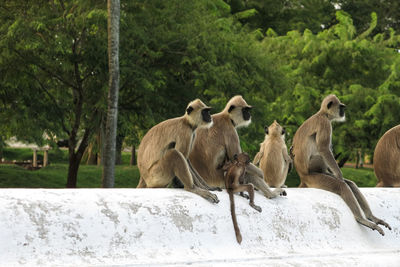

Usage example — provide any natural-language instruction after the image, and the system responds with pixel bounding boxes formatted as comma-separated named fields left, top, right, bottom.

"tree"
left=102, top=0, right=120, bottom=188
left=0, top=1, right=108, bottom=187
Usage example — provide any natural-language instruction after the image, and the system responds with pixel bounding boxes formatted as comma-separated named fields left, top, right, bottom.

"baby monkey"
left=223, top=152, right=262, bottom=244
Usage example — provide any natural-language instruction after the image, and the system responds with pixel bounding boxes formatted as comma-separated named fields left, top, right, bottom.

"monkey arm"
left=224, top=130, right=242, bottom=161
left=316, top=130, right=343, bottom=180
left=282, top=148, right=292, bottom=173
left=253, top=152, right=262, bottom=165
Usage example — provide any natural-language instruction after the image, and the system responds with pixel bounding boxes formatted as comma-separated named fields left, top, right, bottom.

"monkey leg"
left=304, top=174, right=385, bottom=235
left=233, top=184, right=262, bottom=212
left=187, top=159, right=222, bottom=191
left=148, top=150, right=219, bottom=203
left=344, top=179, right=391, bottom=230
left=136, top=177, right=147, bottom=188
left=298, top=181, right=308, bottom=188
left=245, top=172, right=286, bottom=199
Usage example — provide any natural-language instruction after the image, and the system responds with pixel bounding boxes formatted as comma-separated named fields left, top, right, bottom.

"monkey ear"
left=264, top=126, right=269, bottom=134
left=186, top=106, right=194, bottom=115
left=228, top=105, right=235, bottom=113
left=327, top=101, right=333, bottom=109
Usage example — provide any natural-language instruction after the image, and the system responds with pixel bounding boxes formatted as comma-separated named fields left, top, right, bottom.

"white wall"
left=0, top=188, right=399, bottom=266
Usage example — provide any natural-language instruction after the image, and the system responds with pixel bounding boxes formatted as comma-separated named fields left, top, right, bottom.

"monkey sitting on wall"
left=223, top=152, right=262, bottom=244
left=373, top=125, right=400, bottom=187
left=136, top=99, right=219, bottom=203
left=189, top=95, right=285, bottom=199
left=253, top=120, right=292, bottom=189
left=291, top=94, right=391, bottom=235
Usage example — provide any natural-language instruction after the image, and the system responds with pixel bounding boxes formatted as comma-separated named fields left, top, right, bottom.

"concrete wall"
left=0, top=188, right=399, bottom=266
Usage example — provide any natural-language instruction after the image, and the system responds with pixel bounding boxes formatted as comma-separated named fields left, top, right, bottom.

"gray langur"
left=137, top=99, right=219, bottom=203
left=291, top=94, right=391, bottom=235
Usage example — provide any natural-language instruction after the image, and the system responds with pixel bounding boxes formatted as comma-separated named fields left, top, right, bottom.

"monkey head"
left=224, top=95, right=252, bottom=128
left=185, top=99, right=213, bottom=129
left=265, top=120, right=286, bottom=140
left=320, top=94, right=346, bottom=122
left=233, top=152, right=251, bottom=165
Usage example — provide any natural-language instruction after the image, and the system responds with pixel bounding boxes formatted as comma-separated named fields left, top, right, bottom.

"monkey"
left=253, top=120, right=292, bottom=189
left=189, top=95, right=286, bottom=198
left=373, top=125, right=400, bottom=187
left=291, top=94, right=391, bottom=235
left=136, top=99, right=219, bottom=203
left=223, top=152, right=262, bottom=244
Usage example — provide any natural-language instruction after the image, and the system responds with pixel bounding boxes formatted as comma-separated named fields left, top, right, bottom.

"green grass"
left=0, top=148, right=377, bottom=188
left=3, top=147, right=69, bottom=163
left=285, top=166, right=378, bottom=188
left=0, top=163, right=140, bottom=188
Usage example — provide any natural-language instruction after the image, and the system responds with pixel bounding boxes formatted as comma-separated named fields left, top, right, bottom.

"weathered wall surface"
left=0, top=188, right=399, bottom=266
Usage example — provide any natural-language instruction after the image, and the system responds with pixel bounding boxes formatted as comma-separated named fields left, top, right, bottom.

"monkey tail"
left=228, top=191, right=242, bottom=244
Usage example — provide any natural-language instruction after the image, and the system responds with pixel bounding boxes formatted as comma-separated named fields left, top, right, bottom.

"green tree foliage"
left=0, top=0, right=108, bottom=187
left=262, top=11, right=400, bottom=161
left=118, top=0, right=288, bottom=153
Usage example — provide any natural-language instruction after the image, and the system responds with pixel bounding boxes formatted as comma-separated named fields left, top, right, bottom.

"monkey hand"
left=280, top=190, right=287, bottom=196
left=250, top=203, right=262, bottom=213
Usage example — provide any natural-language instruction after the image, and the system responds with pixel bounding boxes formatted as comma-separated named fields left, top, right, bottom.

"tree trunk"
left=86, top=142, right=98, bottom=165
left=115, top=133, right=124, bottom=165
left=130, top=145, right=136, bottom=166
left=102, top=0, right=120, bottom=188
left=66, top=128, right=91, bottom=188
left=66, top=152, right=80, bottom=188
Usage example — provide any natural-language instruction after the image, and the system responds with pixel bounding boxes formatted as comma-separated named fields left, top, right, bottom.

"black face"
left=339, top=104, right=346, bottom=117
left=264, top=126, right=269, bottom=134
left=201, top=108, right=211, bottom=123
left=242, top=107, right=252, bottom=121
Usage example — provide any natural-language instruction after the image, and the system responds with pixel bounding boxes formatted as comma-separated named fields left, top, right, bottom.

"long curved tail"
left=229, top=191, right=242, bottom=244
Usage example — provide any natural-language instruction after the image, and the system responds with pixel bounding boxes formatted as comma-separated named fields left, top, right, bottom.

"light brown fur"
left=189, top=95, right=285, bottom=198
left=223, top=153, right=261, bottom=244
left=374, top=125, right=400, bottom=187
left=137, top=99, right=219, bottom=203
left=254, top=120, right=292, bottom=188
left=291, top=94, right=391, bottom=235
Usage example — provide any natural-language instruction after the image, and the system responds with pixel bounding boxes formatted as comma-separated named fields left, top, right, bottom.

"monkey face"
left=322, top=95, right=346, bottom=122
left=201, top=108, right=212, bottom=123
left=242, top=106, right=252, bottom=121
left=236, top=152, right=250, bottom=164
left=225, top=96, right=252, bottom=128
left=185, top=99, right=213, bottom=128
left=339, top=104, right=346, bottom=117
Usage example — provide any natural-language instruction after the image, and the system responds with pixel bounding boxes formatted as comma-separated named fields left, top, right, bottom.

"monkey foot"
left=373, top=225, right=385, bottom=236
left=376, top=219, right=392, bottom=230
left=280, top=190, right=287, bottom=196
left=250, top=203, right=262, bottom=213
left=205, top=193, right=219, bottom=204
left=189, top=187, right=219, bottom=203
